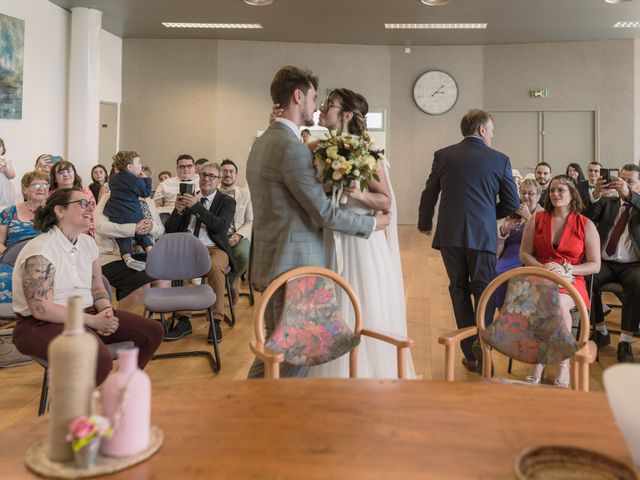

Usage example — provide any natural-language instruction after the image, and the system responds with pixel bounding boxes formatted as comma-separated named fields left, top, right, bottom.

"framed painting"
left=0, top=13, right=24, bottom=119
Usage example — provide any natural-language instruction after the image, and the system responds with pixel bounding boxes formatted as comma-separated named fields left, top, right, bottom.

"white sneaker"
left=125, top=258, right=146, bottom=271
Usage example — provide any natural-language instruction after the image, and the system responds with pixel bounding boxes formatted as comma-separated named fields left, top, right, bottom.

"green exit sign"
left=530, top=89, right=549, bottom=98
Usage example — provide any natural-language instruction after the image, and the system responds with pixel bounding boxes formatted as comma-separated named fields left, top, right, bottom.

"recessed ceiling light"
left=613, top=21, right=640, bottom=27
left=243, top=0, right=273, bottom=5
left=162, top=22, right=263, bottom=29
left=385, top=23, right=487, bottom=29
left=421, top=0, right=451, bottom=5
left=605, top=0, right=634, bottom=4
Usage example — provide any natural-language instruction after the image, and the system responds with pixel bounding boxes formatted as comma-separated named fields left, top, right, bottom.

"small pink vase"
left=100, top=347, right=151, bottom=457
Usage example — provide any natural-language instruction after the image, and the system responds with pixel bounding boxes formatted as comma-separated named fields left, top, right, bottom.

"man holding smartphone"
left=164, top=162, right=236, bottom=342
left=584, top=164, right=640, bottom=363
left=153, top=154, right=199, bottom=214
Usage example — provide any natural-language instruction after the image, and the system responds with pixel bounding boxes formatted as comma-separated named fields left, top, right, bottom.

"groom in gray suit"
left=247, top=66, right=391, bottom=378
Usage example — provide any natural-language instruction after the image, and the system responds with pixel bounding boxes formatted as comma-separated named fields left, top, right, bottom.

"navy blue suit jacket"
left=418, top=136, right=520, bottom=254
left=103, top=171, right=152, bottom=223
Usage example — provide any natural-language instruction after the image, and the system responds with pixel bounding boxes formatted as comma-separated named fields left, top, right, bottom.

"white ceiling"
left=48, top=0, right=640, bottom=46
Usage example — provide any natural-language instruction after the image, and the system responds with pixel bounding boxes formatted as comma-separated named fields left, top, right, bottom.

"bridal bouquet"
left=312, top=130, right=383, bottom=204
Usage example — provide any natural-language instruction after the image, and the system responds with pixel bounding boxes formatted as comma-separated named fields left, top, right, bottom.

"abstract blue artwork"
left=0, top=14, right=24, bottom=120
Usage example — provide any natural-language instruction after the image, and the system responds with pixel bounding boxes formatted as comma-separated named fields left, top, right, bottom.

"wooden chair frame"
left=439, top=266, right=597, bottom=392
left=250, top=266, right=414, bottom=379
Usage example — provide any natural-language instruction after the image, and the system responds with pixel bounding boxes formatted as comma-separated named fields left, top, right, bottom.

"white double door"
left=489, top=110, right=597, bottom=177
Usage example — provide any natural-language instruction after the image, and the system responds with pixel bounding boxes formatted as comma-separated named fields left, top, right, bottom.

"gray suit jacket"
left=246, top=121, right=374, bottom=289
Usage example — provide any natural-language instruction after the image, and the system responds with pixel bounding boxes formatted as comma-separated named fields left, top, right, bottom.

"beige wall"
left=121, top=38, right=638, bottom=223
left=484, top=40, right=635, bottom=169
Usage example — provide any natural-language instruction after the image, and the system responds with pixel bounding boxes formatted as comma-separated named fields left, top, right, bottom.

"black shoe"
left=590, top=329, right=611, bottom=349
left=471, top=340, right=483, bottom=371
left=163, top=318, right=193, bottom=341
left=462, top=357, right=481, bottom=373
left=208, top=320, right=223, bottom=344
left=617, top=341, right=634, bottom=363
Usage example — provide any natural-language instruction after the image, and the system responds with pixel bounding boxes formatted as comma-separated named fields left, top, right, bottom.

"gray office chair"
left=144, top=232, right=220, bottom=373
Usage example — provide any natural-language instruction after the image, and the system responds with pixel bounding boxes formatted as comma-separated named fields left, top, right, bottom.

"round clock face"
left=413, top=70, right=458, bottom=115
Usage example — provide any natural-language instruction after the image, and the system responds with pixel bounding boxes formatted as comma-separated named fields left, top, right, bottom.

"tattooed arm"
left=91, top=259, right=112, bottom=313
left=21, top=256, right=119, bottom=335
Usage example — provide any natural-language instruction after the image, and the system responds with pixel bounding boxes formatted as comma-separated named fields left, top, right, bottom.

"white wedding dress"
left=309, top=160, right=416, bottom=379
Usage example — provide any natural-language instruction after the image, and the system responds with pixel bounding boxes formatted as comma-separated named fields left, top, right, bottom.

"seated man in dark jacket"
left=164, top=162, right=236, bottom=342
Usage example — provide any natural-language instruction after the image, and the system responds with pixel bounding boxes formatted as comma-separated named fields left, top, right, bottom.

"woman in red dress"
left=520, top=175, right=600, bottom=387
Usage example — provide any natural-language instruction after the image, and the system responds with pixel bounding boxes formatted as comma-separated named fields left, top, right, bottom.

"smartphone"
left=49, top=155, right=62, bottom=165
left=179, top=182, right=195, bottom=195
left=610, top=168, right=620, bottom=180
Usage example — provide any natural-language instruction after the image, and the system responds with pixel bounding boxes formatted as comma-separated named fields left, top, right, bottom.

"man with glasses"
left=153, top=154, right=199, bottom=214
left=584, top=163, right=640, bottom=362
left=218, top=158, right=253, bottom=305
left=164, top=163, right=236, bottom=342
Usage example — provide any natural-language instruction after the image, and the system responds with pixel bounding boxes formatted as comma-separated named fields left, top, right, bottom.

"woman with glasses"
left=11, top=188, right=164, bottom=385
left=520, top=175, right=600, bottom=387
left=495, top=179, right=544, bottom=307
left=50, top=159, right=96, bottom=237
left=0, top=171, right=50, bottom=304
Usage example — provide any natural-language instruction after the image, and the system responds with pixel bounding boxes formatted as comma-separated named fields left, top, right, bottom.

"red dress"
left=533, top=210, right=590, bottom=308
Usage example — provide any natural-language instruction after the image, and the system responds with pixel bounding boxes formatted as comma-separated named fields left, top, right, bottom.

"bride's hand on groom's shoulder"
left=373, top=210, right=392, bottom=231
left=269, top=103, right=284, bottom=123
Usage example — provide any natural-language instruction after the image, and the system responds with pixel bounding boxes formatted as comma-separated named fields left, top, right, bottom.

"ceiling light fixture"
left=420, top=0, right=451, bottom=5
left=605, top=0, right=634, bottom=4
left=162, top=22, right=263, bottom=29
left=385, top=23, right=486, bottom=29
left=613, top=21, right=640, bottom=27
left=243, top=0, right=273, bottom=5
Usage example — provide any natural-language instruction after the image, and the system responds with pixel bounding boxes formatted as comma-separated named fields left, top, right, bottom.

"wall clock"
left=413, top=70, right=458, bottom=115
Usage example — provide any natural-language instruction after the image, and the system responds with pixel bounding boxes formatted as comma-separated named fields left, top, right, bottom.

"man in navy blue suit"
left=418, top=109, right=519, bottom=372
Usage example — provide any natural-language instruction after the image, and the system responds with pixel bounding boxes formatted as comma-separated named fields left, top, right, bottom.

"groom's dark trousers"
left=418, top=135, right=519, bottom=362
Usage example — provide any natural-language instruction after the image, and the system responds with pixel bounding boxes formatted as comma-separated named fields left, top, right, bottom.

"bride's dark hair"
left=329, top=88, right=368, bottom=136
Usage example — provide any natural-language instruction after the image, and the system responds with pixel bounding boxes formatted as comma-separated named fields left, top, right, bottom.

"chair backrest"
left=0, top=237, right=35, bottom=266
left=144, top=232, right=212, bottom=280
left=102, top=274, right=113, bottom=303
left=255, top=266, right=363, bottom=375
left=476, top=266, right=590, bottom=378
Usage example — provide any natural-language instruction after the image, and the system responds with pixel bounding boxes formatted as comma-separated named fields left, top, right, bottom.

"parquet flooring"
left=0, top=226, right=631, bottom=432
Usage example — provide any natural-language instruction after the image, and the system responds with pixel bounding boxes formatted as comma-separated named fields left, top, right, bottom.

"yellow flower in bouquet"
left=313, top=130, right=383, bottom=203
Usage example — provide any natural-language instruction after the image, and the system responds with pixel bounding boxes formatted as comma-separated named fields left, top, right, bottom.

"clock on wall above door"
left=413, top=70, right=458, bottom=115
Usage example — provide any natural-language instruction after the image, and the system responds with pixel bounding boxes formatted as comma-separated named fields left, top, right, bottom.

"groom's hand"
left=373, top=210, right=391, bottom=230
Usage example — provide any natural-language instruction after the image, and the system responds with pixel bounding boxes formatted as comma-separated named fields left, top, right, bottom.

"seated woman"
left=89, top=164, right=109, bottom=202
left=495, top=179, right=543, bottom=306
left=566, top=163, right=586, bottom=187
left=95, top=183, right=168, bottom=312
left=50, top=159, right=96, bottom=237
left=520, top=175, right=600, bottom=388
left=0, top=171, right=49, bottom=303
left=11, top=188, right=163, bottom=385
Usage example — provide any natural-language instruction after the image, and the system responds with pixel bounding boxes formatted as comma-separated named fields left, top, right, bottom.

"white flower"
left=326, top=146, right=339, bottom=160
left=331, top=160, right=341, bottom=170
left=353, top=169, right=361, bottom=177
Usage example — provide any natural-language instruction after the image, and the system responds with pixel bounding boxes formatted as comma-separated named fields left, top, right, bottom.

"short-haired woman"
left=520, top=175, right=600, bottom=387
left=11, top=188, right=163, bottom=385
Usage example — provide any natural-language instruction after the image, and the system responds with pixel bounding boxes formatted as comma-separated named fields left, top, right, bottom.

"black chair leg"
left=225, top=275, right=236, bottom=327
left=507, top=358, right=513, bottom=374
left=207, top=309, right=221, bottom=372
left=38, top=368, right=49, bottom=416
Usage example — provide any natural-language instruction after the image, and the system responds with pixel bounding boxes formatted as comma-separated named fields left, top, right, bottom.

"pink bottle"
left=100, top=347, right=151, bottom=457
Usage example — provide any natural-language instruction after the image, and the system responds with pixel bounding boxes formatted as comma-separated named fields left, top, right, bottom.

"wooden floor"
left=0, top=226, right=632, bottom=433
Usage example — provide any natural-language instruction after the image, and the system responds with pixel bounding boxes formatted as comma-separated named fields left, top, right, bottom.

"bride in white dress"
left=305, top=88, right=416, bottom=379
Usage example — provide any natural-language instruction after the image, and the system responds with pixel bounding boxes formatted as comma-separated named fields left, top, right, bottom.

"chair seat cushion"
left=482, top=275, right=578, bottom=365
left=144, top=285, right=216, bottom=312
left=266, top=275, right=359, bottom=366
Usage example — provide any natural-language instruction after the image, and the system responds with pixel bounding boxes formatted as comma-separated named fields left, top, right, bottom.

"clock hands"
left=431, top=85, right=445, bottom=97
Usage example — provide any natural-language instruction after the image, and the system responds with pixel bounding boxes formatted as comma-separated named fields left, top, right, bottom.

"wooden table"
left=0, top=379, right=633, bottom=479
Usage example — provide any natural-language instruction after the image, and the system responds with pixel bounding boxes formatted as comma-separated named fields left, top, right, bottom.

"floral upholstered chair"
left=438, top=266, right=597, bottom=392
left=250, top=266, right=414, bottom=379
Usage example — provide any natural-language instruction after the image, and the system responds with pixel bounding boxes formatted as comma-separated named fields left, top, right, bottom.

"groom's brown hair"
left=270, top=66, right=318, bottom=108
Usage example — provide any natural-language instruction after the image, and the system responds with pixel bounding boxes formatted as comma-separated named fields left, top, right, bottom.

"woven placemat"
left=25, top=426, right=163, bottom=479
left=516, top=445, right=638, bottom=480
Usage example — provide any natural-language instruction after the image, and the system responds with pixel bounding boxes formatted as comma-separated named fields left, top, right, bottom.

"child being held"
left=103, top=151, right=153, bottom=271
